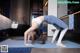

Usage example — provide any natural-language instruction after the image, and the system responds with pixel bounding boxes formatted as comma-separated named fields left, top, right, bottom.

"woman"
left=24, top=15, right=68, bottom=47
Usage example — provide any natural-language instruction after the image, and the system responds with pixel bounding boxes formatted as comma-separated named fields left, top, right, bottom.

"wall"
left=10, top=0, right=31, bottom=25
left=57, top=0, right=68, bottom=18
left=43, top=0, right=48, bottom=15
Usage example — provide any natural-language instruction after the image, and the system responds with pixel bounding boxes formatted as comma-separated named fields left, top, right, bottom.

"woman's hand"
left=24, top=25, right=37, bottom=45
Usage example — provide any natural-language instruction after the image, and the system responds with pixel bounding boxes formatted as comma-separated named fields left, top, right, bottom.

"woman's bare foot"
left=56, top=43, right=66, bottom=48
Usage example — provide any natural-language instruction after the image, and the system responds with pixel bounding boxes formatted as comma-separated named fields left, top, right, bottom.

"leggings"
left=44, top=15, right=68, bottom=29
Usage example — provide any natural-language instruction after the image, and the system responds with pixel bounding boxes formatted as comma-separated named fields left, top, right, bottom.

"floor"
left=0, top=37, right=80, bottom=48
left=31, top=48, right=80, bottom=53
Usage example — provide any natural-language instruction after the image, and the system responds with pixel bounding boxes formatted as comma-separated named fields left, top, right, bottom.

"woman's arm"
left=24, top=26, right=36, bottom=44
left=24, top=16, right=44, bottom=44
left=24, top=21, right=38, bottom=44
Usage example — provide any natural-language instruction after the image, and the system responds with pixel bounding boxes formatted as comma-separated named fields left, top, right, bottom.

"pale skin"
left=24, top=16, right=44, bottom=44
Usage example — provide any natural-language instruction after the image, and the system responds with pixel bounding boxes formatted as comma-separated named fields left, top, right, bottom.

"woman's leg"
left=44, top=15, right=68, bottom=29
left=51, top=29, right=60, bottom=43
left=56, top=28, right=68, bottom=47
left=44, top=15, right=68, bottom=47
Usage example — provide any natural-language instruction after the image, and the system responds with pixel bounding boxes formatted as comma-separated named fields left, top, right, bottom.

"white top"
left=32, top=18, right=43, bottom=26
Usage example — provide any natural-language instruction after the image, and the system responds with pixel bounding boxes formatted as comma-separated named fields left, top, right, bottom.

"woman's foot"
left=56, top=43, right=66, bottom=48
